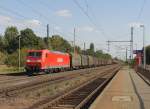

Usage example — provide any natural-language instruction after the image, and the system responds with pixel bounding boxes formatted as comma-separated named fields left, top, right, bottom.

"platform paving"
left=90, top=66, right=150, bottom=109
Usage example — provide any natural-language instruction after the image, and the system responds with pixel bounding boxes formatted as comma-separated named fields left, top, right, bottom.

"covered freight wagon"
left=70, top=53, right=82, bottom=69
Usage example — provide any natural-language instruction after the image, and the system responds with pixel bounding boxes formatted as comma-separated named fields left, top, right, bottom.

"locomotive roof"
left=27, top=49, right=68, bottom=55
left=50, top=51, right=68, bottom=55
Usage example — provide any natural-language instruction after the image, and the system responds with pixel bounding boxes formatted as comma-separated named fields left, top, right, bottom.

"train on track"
left=25, top=49, right=113, bottom=75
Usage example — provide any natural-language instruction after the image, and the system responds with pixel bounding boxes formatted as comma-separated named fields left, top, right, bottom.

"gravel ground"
left=0, top=65, right=118, bottom=109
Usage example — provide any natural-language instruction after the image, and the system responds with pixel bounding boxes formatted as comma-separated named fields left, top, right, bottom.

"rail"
left=26, top=66, right=120, bottom=109
left=137, top=67, right=150, bottom=85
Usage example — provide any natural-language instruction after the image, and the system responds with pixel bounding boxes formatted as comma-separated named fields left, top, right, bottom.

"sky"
left=0, top=0, right=149, bottom=60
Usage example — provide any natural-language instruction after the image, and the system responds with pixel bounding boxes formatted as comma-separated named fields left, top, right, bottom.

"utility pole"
left=140, top=25, right=146, bottom=68
left=74, top=28, right=76, bottom=55
left=126, top=47, right=128, bottom=62
left=47, top=24, right=49, bottom=48
left=18, top=36, right=21, bottom=72
left=84, top=42, right=86, bottom=55
left=131, top=27, right=134, bottom=60
left=107, top=41, right=110, bottom=52
left=84, top=42, right=86, bottom=51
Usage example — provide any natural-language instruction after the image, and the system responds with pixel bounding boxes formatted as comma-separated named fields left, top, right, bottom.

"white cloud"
left=54, top=26, right=61, bottom=31
left=78, top=26, right=95, bottom=32
left=0, top=15, right=41, bottom=28
left=55, top=9, right=72, bottom=17
left=0, top=15, right=12, bottom=26
left=25, top=19, right=41, bottom=27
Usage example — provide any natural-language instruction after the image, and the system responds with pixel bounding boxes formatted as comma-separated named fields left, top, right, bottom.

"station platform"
left=90, top=66, right=150, bottom=109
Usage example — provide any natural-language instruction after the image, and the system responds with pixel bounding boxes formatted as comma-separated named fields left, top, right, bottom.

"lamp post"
left=18, top=36, right=21, bottom=72
left=140, top=25, right=146, bottom=69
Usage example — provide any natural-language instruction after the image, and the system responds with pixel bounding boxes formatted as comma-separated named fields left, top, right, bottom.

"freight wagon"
left=25, top=49, right=112, bottom=75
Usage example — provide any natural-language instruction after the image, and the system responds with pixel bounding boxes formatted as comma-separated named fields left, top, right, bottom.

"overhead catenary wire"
left=137, top=0, right=146, bottom=20
left=0, top=5, right=28, bottom=20
left=36, top=0, right=74, bottom=37
left=16, top=0, right=74, bottom=38
left=73, top=0, right=108, bottom=38
left=0, top=2, right=73, bottom=40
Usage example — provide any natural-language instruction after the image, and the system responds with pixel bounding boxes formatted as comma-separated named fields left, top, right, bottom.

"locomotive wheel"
left=45, top=69, right=50, bottom=74
left=26, top=69, right=33, bottom=76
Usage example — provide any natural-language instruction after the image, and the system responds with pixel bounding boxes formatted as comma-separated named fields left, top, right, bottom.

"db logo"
left=57, top=58, right=63, bottom=62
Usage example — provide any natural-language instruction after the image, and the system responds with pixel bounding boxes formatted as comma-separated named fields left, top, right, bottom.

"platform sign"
left=133, top=50, right=143, bottom=54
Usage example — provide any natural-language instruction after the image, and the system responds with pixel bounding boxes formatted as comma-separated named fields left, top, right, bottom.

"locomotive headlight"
left=27, top=60, right=31, bottom=62
left=36, top=60, right=41, bottom=62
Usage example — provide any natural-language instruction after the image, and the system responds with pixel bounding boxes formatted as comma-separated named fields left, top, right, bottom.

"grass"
left=0, top=65, right=24, bottom=74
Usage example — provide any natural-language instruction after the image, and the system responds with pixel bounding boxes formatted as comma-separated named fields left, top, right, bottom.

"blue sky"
left=0, top=0, right=149, bottom=59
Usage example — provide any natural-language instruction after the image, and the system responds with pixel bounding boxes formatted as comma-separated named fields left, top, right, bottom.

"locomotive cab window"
left=28, top=52, right=42, bottom=57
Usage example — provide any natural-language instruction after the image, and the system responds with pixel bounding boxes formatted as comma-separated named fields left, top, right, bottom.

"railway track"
left=0, top=66, right=107, bottom=87
left=0, top=65, right=117, bottom=98
left=137, top=67, right=150, bottom=85
left=0, top=67, right=101, bottom=88
left=26, top=65, right=120, bottom=109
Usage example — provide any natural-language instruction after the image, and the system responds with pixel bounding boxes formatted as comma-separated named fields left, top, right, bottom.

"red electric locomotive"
left=25, top=49, right=70, bottom=74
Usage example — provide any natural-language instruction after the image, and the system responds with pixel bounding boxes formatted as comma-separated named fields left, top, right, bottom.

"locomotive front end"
left=25, top=50, right=43, bottom=73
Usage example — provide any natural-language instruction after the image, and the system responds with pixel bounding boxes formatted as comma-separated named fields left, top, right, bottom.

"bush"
left=0, top=51, right=7, bottom=64
left=5, top=48, right=28, bottom=67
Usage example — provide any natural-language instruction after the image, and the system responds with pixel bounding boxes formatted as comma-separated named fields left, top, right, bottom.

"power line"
left=84, top=0, right=89, bottom=13
left=137, top=0, right=146, bottom=20
left=73, top=0, right=108, bottom=38
left=0, top=5, right=28, bottom=19
left=17, top=0, right=50, bottom=21
left=36, top=0, right=74, bottom=37
left=16, top=0, right=74, bottom=38
left=0, top=1, right=74, bottom=39
left=0, top=5, right=70, bottom=38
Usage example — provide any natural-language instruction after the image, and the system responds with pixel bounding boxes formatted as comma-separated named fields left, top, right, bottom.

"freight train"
left=25, top=49, right=112, bottom=75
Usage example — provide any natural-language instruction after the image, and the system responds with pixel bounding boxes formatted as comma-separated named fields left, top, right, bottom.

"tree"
left=146, top=45, right=150, bottom=64
left=90, top=43, right=95, bottom=52
left=5, top=48, right=28, bottom=67
left=0, top=35, right=5, bottom=52
left=50, top=35, right=72, bottom=52
left=20, top=28, right=39, bottom=49
left=0, top=51, right=6, bottom=64
left=95, top=50, right=103, bottom=58
left=75, top=46, right=81, bottom=54
left=86, top=43, right=95, bottom=56
left=4, top=26, right=19, bottom=53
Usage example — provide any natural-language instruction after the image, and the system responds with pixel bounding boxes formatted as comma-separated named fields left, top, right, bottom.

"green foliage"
left=5, top=48, right=28, bottom=67
left=5, top=51, right=18, bottom=66
left=146, top=45, right=150, bottom=64
left=36, top=37, right=47, bottom=49
left=84, top=43, right=112, bottom=59
left=95, top=50, right=111, bottom=59
left=50, top=35, right=72, bottom=52
left=0, top=51, right=6, bottom=64
left=85, top=43, right=95, bottom=56
left=90, top=43, right=94, bottom=52
left=4, top=26, right=19, bottom=53
left=20, top=28, right=38, bottom=49
left=0, top=35, right=5, bottom=52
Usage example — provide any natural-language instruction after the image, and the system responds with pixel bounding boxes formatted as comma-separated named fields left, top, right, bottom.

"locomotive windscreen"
left=28, top=52, right=42, bottom=57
